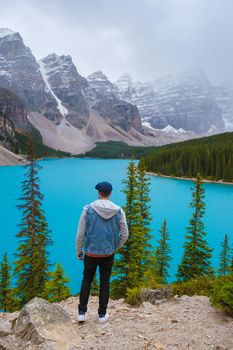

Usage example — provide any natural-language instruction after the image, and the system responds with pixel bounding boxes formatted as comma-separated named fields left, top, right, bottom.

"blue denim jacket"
left=76, top=199, right=129, bottom=256
left=83, top=205, right=122, bottom=255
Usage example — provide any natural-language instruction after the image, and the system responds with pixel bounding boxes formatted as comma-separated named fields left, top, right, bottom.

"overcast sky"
left=0, top=0, right=232, bottom=83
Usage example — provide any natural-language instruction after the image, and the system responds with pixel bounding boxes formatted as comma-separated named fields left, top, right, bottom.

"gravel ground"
left=59, top=295, right=233, bottom=350
left=0, top=295, right=232, bottom=350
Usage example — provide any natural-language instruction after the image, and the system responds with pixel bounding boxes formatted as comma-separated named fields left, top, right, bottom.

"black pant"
left=78, top=253, right=114, bottom=316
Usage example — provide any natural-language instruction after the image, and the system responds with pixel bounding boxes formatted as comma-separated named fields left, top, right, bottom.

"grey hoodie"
left=75, top=199, right=129, bottom=255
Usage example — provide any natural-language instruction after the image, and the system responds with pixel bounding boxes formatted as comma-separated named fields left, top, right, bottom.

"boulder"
left=140, top=287, right=173, bottom=304
left=0, top=319, right=12, bottom=337
left=12, top=297, right=81, bottom=350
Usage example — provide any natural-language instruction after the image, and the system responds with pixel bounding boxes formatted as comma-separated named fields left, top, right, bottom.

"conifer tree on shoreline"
left=177, top=174, right=213, bottom=281
left=14, top=141, right=53, bottom=305
left=112, top=159, right=153, bottom=297
left=137, top=158, right=153, bottom=275
left=218, top=234, right=231, bottom=276
left=155, top=219, right=172, bottom=283
left=112, top=160, right=140, bottom=297
left=43, top=263, right=70, bottom=302
left=0, top=253, right=17, bottom=312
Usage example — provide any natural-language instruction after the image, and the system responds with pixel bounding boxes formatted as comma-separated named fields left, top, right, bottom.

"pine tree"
left=0, top=253, right=17, bottom=312
left=14, top=141, right=53, bottom=305
left=111, top=160, right=142, bottom=297
left=112, top=160, right=141, bottom=297
left=231, top=251, right=233, bottom=275
left=154, top=219, right=172, bottom=283
left=112, top=159, right=154, bottom=297
left=43, top=263, right=70, bottom=302
left=137, top=158, right=153, bottom=276
left=223, top=155, right=233, bottom=181
left=218, top=235, right=231, bottom=276
left=176, top=174, right=213, bottom=281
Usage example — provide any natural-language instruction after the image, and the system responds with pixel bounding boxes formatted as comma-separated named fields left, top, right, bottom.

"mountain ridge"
left=0, top=27, right=233, bottom=155
left=115, top=70, right=232, bottom=134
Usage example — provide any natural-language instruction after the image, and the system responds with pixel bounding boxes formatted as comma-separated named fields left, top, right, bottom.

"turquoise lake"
left=0, top=158, right=232, bottom=294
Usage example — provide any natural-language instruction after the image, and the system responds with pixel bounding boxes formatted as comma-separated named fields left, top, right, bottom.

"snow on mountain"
left=39, top=59, right=68, bottom=118
left=162, top=124, right=180, bottom=134
left=142, top=121, right=193, bottom=135
left=40, top=53, right=90, bottom=129
left=214, top=82, right=233, bottom=131
left=87, top=70, right=117, bottom=95
left=0, top=28, right=16, bottom=39
left=116, top=70, right=225, bottom=135
left=0, top=27, right=232, bottom=154
left=0, top=29, right=60, bottom=124
left=37, top=54, right=143, bottom=138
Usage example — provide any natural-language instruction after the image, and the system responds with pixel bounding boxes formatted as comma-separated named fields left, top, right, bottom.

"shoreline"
left=1, top=158, right=233, bottom=186
left=146, top=171, right=233, bottom=186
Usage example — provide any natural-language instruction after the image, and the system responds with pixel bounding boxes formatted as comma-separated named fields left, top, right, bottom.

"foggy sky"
left=0, top=0, right=232, bottom=84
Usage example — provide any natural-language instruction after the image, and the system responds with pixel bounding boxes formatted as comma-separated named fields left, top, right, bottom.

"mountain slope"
left=1, top=27, right=233, bottom=155
left=0, top=86, right=29, bottom=130
left=40, top=53, right=89, bottom=129
left=214, top=82, right=233, bottom=131
left=0, top=28, right=61, bottom=123
left=0, top=28, right=149, bottom=153
left=116, top=70, right=226, bottom=135
left=0, top=144, right=24, bottom=165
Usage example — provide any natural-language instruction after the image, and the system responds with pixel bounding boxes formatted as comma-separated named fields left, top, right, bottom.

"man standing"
left=76, top=181, right=129, bottom=324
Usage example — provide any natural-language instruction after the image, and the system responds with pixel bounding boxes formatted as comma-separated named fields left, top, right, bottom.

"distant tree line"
left=141, top=132, right=233, bottom=181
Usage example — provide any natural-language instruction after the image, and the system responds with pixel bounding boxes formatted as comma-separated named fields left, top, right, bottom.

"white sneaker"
left=98, top=313, right=109, bottom=324
left=77, top=313, right=86, bottom=322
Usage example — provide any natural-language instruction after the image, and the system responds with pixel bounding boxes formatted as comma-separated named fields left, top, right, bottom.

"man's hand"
left=77, top=252, right=83, bottom=260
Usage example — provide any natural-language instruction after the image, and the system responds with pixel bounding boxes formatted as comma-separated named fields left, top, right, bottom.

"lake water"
left=0, top=158, right=232, bottom=294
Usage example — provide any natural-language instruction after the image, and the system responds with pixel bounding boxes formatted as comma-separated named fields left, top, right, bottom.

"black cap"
left=95, top=181, right=113, bottom=192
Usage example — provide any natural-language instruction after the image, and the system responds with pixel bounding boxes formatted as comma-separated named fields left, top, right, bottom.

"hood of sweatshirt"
left=90, top=199, right=121, bottom=219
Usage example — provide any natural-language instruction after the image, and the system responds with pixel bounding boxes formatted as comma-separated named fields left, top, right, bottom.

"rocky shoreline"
left=0, top=145, right=25, bottom=166
left=147, top=172, right=233, bottom=186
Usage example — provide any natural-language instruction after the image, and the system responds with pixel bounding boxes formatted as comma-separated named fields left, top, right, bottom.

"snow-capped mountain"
left=0, top=27, right=232, bottom=155
left=116, top=70, right=227, bottom=135
left=0, top=29, right=148, bottom=153
left=39, top=55, right=142, bottom=133
left=0, top=28, right=60, bottom=124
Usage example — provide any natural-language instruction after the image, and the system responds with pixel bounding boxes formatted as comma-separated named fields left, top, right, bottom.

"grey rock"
left=86, top=70, right=142, bottom=132
left=87, top=70, right=117, bottom=95
left=0, top=110, right=15, bottom=146
left=0, top=87, right=29, bottom=131
left=179, top=295, right=190, bottom=301
left=116, top=70, right=226, bottom=135
left=214, top=82, right=233, bottom=131
left=90, top=92, right=142, bottom=132
left=0, top=29, right=60, bottom=123
left=140, top=287, right=173, bottom=304
left=13, top=297, right=81, bottom=349
left=40, top=53, right=90, bottom=129
left=140, top=301, right=153, bottom=308
left=39, top=55, right=142, bottom=133
left=0, top=319, right=12, bottom=337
